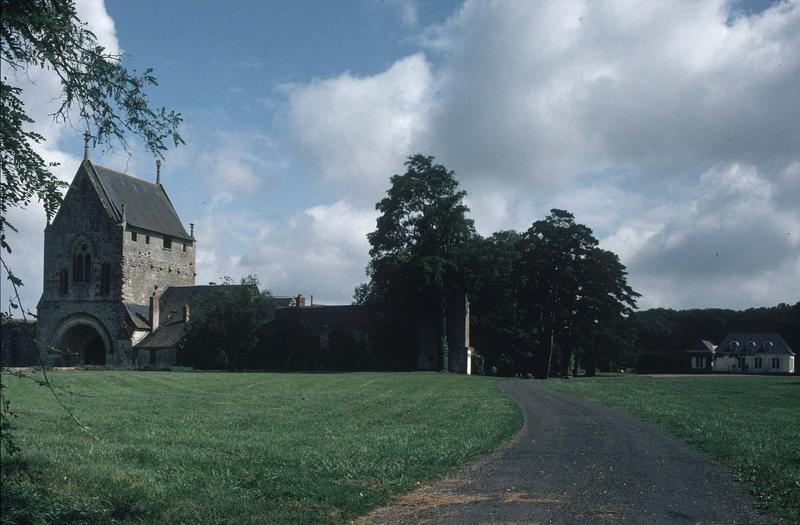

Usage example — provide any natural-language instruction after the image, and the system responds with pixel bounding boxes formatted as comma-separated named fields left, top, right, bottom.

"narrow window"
left=163, top=236, right=172, bottom=249
left=73, top=243, right=91, bottom=283
left=100, top=263, right=110, bottom=295
left=737, top=357, right=746, bottom=370
left=145, top=235, right=150, bottom=245
left=83, top=253, right=91, bottom=282
left=131, top=231, right=138, bottom=242
left=772, top=358, right=780, bottom=369
left=755, top=357, right=762, bottom=369
left=59, top=269, right=69, bottom=295
left=73, top=254, right=83, bottom=283
left=182, top=242, right=187, bottom=253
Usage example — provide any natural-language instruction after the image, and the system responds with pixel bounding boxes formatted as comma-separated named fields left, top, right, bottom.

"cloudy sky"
left=4, top=0, right=799, bottom=312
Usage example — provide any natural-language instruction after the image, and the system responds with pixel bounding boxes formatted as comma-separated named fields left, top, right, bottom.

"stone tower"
left=37, top=158, right=195, bottom=365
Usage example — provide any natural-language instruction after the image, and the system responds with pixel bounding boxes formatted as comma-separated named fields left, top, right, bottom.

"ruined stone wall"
left=0, top=319, right=38, bottom=367
left=121, top=229, right=195, bottom=304
left=415, top=293, right=471, bottom=373
left=267, top=306, right=418, bottom=371
left=269, top=299, right=471, bottom=373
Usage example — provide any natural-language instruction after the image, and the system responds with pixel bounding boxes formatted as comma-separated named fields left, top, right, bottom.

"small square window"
left=163, top=236, right=172, bottom=249
left=131, top=231, right=138, bottom=242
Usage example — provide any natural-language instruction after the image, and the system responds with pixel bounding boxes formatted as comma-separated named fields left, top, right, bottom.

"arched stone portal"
left=53, top=316, right=110, bottom=366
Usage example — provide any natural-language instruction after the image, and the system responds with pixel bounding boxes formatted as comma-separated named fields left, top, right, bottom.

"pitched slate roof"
left=157, top=285, right=258, bottom=324
left=685, top=339, right=716, bottom=353
left=134, top=285, right=260, bottom=350
left=124, top=303, right=151, bottom=330
left=89, top=162, right=191, bottom=240
left=716, top=332, right=795, bottom=355
left=136, top=320, right=185, bottom=350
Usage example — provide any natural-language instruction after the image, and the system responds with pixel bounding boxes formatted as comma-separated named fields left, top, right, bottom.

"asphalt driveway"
left=355, top=379, right=772, bottom=525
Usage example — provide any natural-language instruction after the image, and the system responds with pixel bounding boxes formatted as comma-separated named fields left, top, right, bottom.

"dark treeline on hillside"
left=630, top=303, right=800, bottom=354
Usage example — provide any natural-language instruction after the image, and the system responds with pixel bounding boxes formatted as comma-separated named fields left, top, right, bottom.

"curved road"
left=356, top=379, right=772, bottom=525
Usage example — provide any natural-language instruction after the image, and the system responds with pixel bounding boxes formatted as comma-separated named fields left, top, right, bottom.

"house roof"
left=136, top=320, right=185, bottom=349
left=134, top=284, right=261, bottom=350
left=684, top=339, right=716, bottom=353
left=716, top=332, right=794, bottom=355
left=157, top=284, right=258, bottom=324
left=89, top=162, right=192, bottom=240
left=124, top=303, right=151, bottom=330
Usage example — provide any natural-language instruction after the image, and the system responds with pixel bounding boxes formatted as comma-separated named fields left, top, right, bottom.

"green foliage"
left=179, top=276, right=272, bottom=370
left=0, top=378, right=21, bottom=456
left=545, top=375, right=800, bottom=522
left=1, top=371, right=521, bottom=524
left=357, top=157, right=639, bottom=377
left=630, top=302, right=800, bottom=356
left=464, top=211, right=638, bottom=377
left=360, top=154, right=476, bottom=369
left=514, top=209, right=639, bottom=377
left=1, top=0, right=183, bottom=254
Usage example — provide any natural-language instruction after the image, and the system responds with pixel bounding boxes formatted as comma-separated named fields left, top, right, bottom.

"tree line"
left=630, top=303, right=800, bottom=355
left=354, top=155, right=640, bottom=378
left=182, top=156, right=798, bottom=377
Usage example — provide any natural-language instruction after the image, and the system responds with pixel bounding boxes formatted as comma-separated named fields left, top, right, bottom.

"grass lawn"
left=543, top=374, right=800, bottom=522
left=1, top=371, right=521, bottom=524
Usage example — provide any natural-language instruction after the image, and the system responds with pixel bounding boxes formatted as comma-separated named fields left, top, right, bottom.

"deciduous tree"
left=360, top=154, right=475, bottom=369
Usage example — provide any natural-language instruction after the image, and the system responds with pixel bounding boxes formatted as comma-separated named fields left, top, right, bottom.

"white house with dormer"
left=712, top=332, right=795, bottom=374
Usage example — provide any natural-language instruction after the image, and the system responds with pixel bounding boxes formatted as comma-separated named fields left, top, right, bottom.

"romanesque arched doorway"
left=53, top=317, right=110, bottom=366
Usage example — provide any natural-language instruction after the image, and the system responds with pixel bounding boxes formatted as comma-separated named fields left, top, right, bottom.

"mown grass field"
left=544, top=374, right=800, bottom=522
left=1, top=371, right=522, bottom=524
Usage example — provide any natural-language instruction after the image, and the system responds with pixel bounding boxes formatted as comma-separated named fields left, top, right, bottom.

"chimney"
left=83, top=131, right=90, bottom=161
left=297, top=293, right=305, bottom=307
left=189, top=223, right=195, bottom=238
left=310, top=295, right=314, bottom=306
left=182, top=303, right=190, bottom=322
left=156, top=159, right=161, bottom=185
left=149, top=292, right=160, bottom=331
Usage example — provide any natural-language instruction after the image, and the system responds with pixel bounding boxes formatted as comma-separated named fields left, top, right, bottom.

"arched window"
left=73, top=243, right=92, bottom=283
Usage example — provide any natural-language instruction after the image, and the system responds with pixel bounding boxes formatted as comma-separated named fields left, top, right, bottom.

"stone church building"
left=34, top=154, right=473, bottom=373
left=37, top=154, right=199, bottom=366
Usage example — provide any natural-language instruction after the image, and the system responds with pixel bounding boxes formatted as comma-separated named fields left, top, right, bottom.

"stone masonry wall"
left=36, top=301, right=134, bottom=366
left=121, top=228, right=195, bottom=304
left=40, top=168, right=123, bottom=305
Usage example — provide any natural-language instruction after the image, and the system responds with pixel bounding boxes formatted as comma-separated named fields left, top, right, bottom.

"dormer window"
left=763, top=341, right=774, bottom=352
left=729, top=341, right=740, bottom=351
left=746, top=341, right=757, bottom=352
